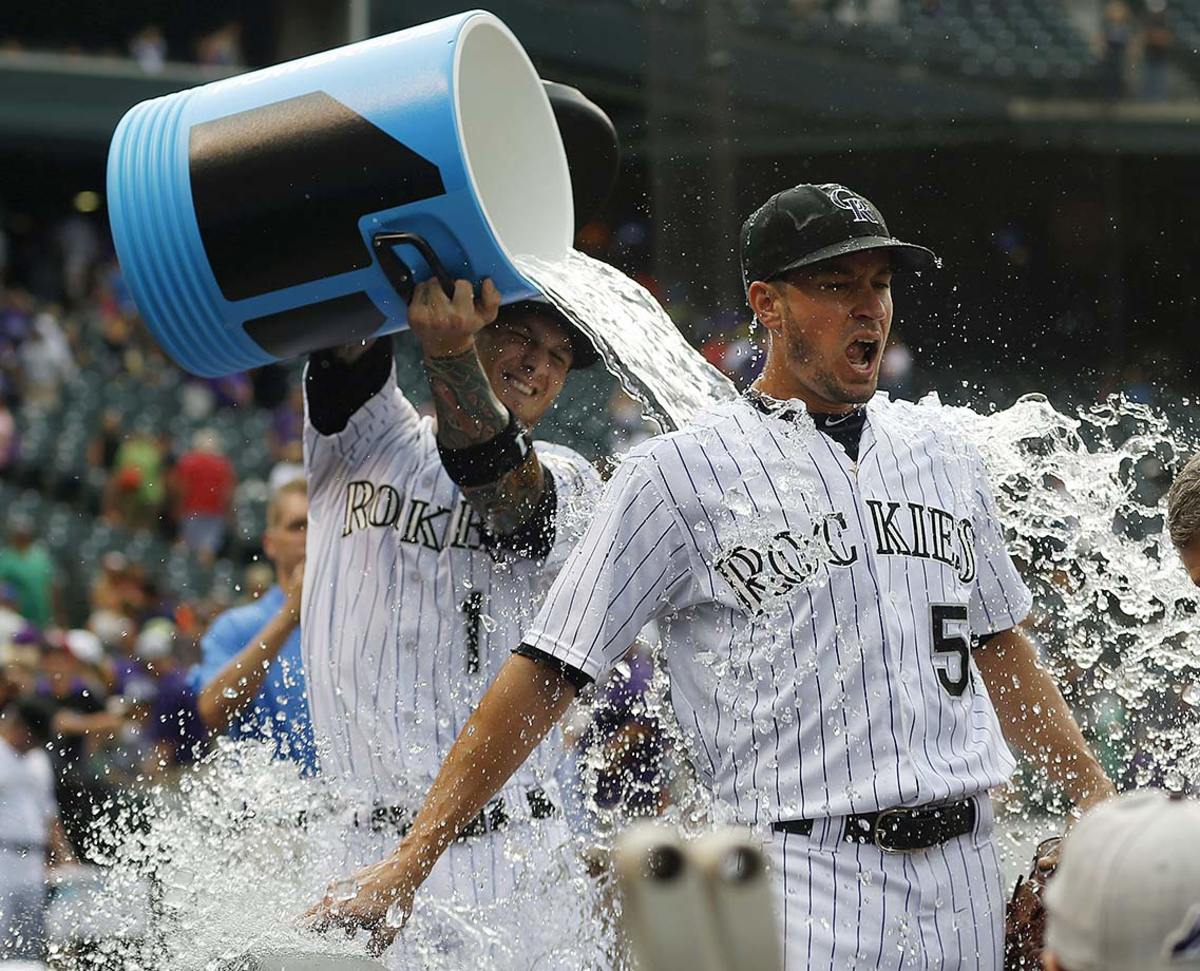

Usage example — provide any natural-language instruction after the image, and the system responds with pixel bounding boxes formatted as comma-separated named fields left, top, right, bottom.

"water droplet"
left=326, top=878, right=357, bottom=902
left=221, top=687, right=238, bottom=699
left=1182, top=684, right=1200, bottom=707
left=480, top=613, right=498, bottom=633
left=385, top=899, right=408, bottom=929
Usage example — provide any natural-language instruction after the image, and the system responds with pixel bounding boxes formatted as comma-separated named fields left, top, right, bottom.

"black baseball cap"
left=500, top=300, right=600, bottom=370
left=740, top=183, right=939, bottom=291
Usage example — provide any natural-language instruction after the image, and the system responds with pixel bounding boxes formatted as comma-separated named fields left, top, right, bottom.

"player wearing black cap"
left=310, top=184, right=1112, bottom=971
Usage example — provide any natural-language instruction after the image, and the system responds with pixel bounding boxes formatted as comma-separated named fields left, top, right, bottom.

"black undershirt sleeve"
left=305, top=339, right=395, bottom=435
left=512, top=642, right=593, bottom=691
left=480, top=464, right=559, bottom=562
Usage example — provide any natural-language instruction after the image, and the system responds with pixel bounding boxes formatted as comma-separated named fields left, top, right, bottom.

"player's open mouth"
left=845, top=338, right=880, bottom=374
left=504, top=374, right=538, bottom=398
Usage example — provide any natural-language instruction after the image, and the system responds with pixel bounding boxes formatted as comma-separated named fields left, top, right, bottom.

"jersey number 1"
left=930, top=604, right=970, bottom=697
left=461, top=592, right=484, bottom=675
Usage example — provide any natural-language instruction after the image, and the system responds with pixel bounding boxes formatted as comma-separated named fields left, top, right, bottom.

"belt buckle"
left=872, top=807, right=913, bottom=854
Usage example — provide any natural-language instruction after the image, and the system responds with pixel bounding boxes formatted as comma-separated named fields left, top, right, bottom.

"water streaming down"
left=516, top=250, right=738, bottom=430
left=60, top=253, right=1200, bottom=968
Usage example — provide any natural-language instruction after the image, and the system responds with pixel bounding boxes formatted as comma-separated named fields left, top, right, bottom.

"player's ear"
left=747, top=280, right=785, bottom=334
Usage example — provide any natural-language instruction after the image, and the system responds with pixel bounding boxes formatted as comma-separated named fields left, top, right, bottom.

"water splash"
left=64, top=245, right=1200, bottom=966
left=516, top=250, right=737, bottom=431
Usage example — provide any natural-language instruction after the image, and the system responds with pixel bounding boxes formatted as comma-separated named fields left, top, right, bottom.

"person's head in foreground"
left=1043, top=789, right=1200, bottom=971
left=741, top=182, right=937, bottom=412
left=475, top=300, right=598, bottom=429
left=1167, top=453, right=1200, bottom=586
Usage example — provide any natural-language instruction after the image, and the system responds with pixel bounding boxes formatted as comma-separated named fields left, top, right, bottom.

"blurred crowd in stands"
left=0, top=21, right=244, bottom=71
left=4, top=2, right=1199, bottom=104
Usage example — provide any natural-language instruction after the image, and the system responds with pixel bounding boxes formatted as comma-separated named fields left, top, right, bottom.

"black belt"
left=354, top=787, right=557, bottom=841
left=772, top=797, right=977, bottom=853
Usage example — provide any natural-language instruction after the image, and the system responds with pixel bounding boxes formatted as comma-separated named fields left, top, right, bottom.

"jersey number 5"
left=930, top=604, right=970, bottom=697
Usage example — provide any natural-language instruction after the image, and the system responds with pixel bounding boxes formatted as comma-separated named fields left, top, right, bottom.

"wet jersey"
left=302, top=356, right=599, bottom=810
left=524, top=392, right=1032, bottom=826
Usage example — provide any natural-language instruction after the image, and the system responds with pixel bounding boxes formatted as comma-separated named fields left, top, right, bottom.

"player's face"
left=1179, top=535, right=1200, bottom=587
left=475, top=311, right=574, bottom=427
left=752, top=249, right=893, bottom=413
left=263, top=492, right=308, bottom=578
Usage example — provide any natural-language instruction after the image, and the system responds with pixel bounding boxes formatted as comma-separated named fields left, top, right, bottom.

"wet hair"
left=1167, top=452, right=1200, bottom=549
left=266, top=478, right=307, bottom=530
left=497, top=301, right=599, bottom=369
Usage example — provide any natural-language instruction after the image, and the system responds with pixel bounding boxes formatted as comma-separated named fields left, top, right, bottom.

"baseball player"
left=301, top=277, right=601, bottom=963
left=1167, top=452, right=1200, bottom=586
left=310, top=184, right=1116, bottom=969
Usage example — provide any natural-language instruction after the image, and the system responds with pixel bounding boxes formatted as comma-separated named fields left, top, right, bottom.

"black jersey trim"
left=305, top=339, right=394, bottom=435
left=513, top=642, right=593, bottom=690
left=744, top=389, right=867, bottom=462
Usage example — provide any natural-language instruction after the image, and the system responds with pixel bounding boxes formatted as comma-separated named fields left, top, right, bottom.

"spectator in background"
left=19, top=308, right=76, bottom=409
left=34, top=632, right=123, bottom=857
left=1141, top=1, right=1173, bottom=102
left=196, top=21, right=245, bottom=68
left=1098, top=1, right=1134, bottom=99
left=55, top=214, right=100, bottom=308
left=0, top=397, right=15, bottom=474
left=0, top=696, right=75, bottom=962
left=87, top=409, right=124, bottom=476
left=135, top=620, right=203, bottom=772
left=0, top=585, right=24, bottom=646
left=171, top=429, right=236, bottom=565
left=89, top=552, right=146, bottom=621
left=103, top=427, right=166, bottom=532
left=0, top=517, right=57, bottom=628
left=1166, top=451, right=1200, bottom=585
left=129, top=24, right=167, bottom=73
left=190, top=479, right=315, bottom=772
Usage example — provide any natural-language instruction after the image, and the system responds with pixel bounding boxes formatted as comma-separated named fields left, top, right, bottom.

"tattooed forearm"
left=463, top=452, right=545, bottom=536
left=424, top=345, right=548, bottom=534
left=423, top=346, right=508, bottom=450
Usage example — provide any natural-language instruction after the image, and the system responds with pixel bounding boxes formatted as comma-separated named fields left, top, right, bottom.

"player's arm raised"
left=974, top=625, right=1115, bottom=814
left=306, top=651, right=576, bottom=955
left=408, top=277, right=548, bottom=538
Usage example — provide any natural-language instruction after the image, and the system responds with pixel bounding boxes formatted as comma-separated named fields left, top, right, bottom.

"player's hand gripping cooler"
left=106, top=10, right=578, bottom=377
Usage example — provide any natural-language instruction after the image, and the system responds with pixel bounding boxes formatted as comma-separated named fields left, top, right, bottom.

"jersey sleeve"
left=303, top=339, right=424, bottom=498
left=966, top=452, right=1033, bottom=637
left=521, top=455, right=693, bottom=683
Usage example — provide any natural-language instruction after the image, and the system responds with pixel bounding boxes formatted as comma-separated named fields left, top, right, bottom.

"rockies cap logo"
left=820, top=183, right=880, bottom=225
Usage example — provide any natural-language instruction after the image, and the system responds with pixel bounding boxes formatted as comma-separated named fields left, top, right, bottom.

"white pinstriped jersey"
left=301, top=365, right=599, bottom=808
left=525, top=392, right=1032, bottom=827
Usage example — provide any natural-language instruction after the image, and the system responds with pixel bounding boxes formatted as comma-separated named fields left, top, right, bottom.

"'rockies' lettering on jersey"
left=341, top=480, right=486, bottom=551
left=716, top=501, right=977, bottom=615
left=525, top=393, right=1033, bottom=826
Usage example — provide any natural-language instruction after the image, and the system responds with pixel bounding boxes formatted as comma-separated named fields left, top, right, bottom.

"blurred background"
left=0, top=0, right=1197, bottom=958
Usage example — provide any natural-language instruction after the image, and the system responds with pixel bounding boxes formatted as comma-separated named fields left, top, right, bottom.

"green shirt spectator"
left=0, top=519, right=56, bottom=627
